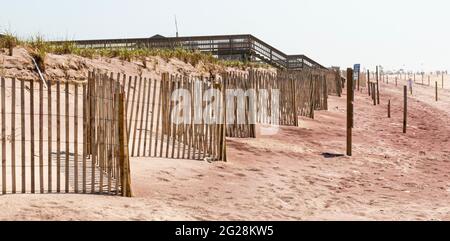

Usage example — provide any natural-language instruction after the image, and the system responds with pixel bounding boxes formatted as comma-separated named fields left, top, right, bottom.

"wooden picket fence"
left=0, top=73, right=131, bottom=196
left=124, top=73, right=227, bottom=162
left=224, top=71, right=257, bottom=138
left=0, top=66, right=340, bottom=196
left=224, top=69, right=335, bottom=139
left=324, top=68, right=343, bottom=97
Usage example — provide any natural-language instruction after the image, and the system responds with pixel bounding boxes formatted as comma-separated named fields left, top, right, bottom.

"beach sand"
left=1, top=78, right=449, bottom=220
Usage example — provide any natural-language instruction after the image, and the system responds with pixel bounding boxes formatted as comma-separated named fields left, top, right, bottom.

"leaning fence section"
left=325, top=69, right=343, bottom=97
left=0, top=74, right=131, bottom=196
left=225, top=68, right=335, bottom=136
left=124, top=73, right=226, bottom=162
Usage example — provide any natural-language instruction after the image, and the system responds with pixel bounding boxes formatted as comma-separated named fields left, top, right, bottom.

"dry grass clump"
left=26, top=35, right=49, bottom=71
left=0, top=31, right=20, bottom=56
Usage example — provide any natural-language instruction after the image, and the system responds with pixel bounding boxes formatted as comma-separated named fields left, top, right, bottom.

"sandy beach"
left=1, top=78, right=449, bottom=221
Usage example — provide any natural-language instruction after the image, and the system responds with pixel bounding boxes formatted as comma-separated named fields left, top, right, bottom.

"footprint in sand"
left=278, top=173, right=287, bottom=177
left=157, top=177, right=170, bottom=182
left=279, top=196, right=294, bottom=203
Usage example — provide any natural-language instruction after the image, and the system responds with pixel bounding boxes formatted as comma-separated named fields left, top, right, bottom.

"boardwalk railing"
left=51, top=34, right=327, bottom=70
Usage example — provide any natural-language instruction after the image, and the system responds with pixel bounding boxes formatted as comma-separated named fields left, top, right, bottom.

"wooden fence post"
left=403, top=86, right=407, bottom=134
left=346, top=68, right=353, bottom=156
left=388, top=99, right=391, bottom=118
left=410, top=79, right=413, bottom=95
left=118, top=88, right=132, bottom=197
left=367, top=70, right=370, bottom=96
left=372, top=83, right=376, bottom=106
left=436, top=81, right=438, bottom=101
left=357, top=68, right=360, bottom=91
left=376, top=66, right=380, bottom=104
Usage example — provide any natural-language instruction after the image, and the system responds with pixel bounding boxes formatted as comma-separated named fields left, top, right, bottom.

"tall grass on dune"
left=1, top=33, right=271, bottom=71
left=0, top=31, right=20, bottom=56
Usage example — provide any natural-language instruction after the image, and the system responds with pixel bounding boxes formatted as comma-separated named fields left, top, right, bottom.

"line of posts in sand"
left=346, top=67, right=445, bottom=156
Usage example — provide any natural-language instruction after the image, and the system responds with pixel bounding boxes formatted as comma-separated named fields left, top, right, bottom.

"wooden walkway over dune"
left=51, top=34, right=327, bottom=70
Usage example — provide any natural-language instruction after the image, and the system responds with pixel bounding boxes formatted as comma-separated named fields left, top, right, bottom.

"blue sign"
left=352, top=64, right=361, bottom=91
left=354, top=64, right=361, bottom=72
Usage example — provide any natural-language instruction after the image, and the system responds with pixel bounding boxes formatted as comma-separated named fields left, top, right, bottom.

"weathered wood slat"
left=82, top=84, right=87, bottom=193
left=21, top=79, right=26, bottom=193
left=65, top=81, right=70, bottom=193
left=39, top=76, right=44, bottom=193
left=56, top=81, right=61, bottom=193
left=11, top=78, right=17, bottom=193
left=1, top=77, right=6, bottom=194
left=154, top=77, right=163, bottom=157
left=90, top=72, right=97, bottom=193
left=131, top=77, right=142, bottom=157
left=137, top=78, right=147, bottom=157
left=74, top=84, right=79, bottom=193
left=148, top=78, right=157, bottom=156
left=30, top=79, right=35, bottom=193
left=127, top=76, right=138, bottom=143
left=143, top=78, right=153, bottom=156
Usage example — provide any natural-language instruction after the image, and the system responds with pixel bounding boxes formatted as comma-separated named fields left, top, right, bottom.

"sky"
left=1, top=0, right=449, bottom=72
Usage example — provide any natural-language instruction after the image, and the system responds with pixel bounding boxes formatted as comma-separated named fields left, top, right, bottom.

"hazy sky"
left=1, top=0, right=449, bottom=71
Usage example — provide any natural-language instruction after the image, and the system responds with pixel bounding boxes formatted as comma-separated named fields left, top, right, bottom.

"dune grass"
left=1, top=33, right=270, bottom=70
left=0, top=31, right=20, bottom=56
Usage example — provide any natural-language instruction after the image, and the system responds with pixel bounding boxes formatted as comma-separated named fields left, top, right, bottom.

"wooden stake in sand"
left=367, top=70, right=370, bottom=96
left=118, top=89, right=132, bottom=197
left=403, top=86, right=407, bottom=134
left=346, top=68, right=353, bottom=156
left=436, top=81, right=438, bottom=101
left=376, top=66, right=380, bottom=105
left=388, top=99, right=391, bottom=118
left=372, top=83, right=376, bottom=106
left=357, top=68, right=360, bottom=91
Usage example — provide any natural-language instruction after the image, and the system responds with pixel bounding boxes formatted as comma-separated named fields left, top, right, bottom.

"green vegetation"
left=1, top=33, right=271, bottom=70
left=26, top=35, right=49, bottom=71
left=0, top=31, right=20, bottom=56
